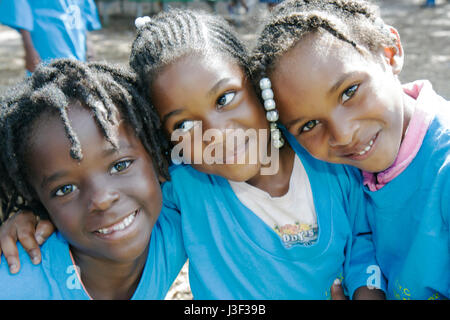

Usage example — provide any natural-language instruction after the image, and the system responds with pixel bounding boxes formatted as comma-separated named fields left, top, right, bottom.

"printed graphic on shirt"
left=274, top=222, right=318, bottom=247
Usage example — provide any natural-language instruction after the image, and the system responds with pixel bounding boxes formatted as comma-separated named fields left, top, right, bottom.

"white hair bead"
left=271, top=128, right=281, bottom=141
left=264, top=99, right=276, bottom=111
left=261, top=88, right=274, bottom=100
left=272, top=137, right=285, bottom=149
left=270, top=122, right=278, bottom=130
left=266, top=110, right=279, bottom=122
left=259, top=77, right=271, bottom=90
left=135, top=16, right=151, bottom=29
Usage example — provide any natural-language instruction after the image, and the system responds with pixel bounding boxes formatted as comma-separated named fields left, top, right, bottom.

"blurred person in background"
left=0, top=0, right=101, bottom=73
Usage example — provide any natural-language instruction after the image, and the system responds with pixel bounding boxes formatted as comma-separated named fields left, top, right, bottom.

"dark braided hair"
left=0, top=59, right=168, bottom=224
left=251, top=0, right=397, bottom=81
left=129, top=9, right=251, bottom=93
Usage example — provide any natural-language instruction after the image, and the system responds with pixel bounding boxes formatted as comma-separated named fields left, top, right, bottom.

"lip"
left=340, top=132, right=380, bottom=161
left=92, top=208, right=141, bottom=240
left=224, top=136, right=250, bottom=164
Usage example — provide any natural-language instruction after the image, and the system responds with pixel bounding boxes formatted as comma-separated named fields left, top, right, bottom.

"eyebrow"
left=161, top=109, right=184, bottom=128
left=40, top=144, right=133, bottom=189
left=327, top=71, right=359, bottom=96
left=160, top=77, right=235, bottom=128
left=207, top=78, right=233, bottom=99
left=41, top=170, right=69, bottom=190
left=285, top=118, right=304, bottom=130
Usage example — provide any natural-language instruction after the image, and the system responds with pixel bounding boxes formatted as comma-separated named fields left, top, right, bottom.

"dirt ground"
left=0, top=0, right=448, bottom=300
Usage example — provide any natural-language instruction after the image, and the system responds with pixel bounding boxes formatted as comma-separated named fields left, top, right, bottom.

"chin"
left=193, top=163, right=261, bottom=182
left=228, top=163, right=263, bottom=182
left=357, top=157, right=396, bottom=173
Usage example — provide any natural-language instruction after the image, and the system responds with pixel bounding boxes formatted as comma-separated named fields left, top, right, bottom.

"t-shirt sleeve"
left=0, top=0, right=34, bottom=31
left=83, top=0, right=101, bottom=31
left=341, top=166, right=387, bottom=299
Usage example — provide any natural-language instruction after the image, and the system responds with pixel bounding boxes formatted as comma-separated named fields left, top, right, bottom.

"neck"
left=401, top=92, right=417, bottom=142
left=246, top=143, right=295, bottom=197
left=70, top=244, right=149, bottom=300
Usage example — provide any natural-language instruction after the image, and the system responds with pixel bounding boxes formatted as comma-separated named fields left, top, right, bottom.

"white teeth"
left=96, top=210, right=138, bottom=235
left=357, top=139, right=375, bottom=156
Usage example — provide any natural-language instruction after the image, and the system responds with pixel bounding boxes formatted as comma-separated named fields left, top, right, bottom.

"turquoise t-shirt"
left=0, top=0, right=101, bottom=62
left=0, top=206, right=186, bottom=299
left=364, top=99, right=450, bottom=300
left=163, top=132, right=384, bottom=299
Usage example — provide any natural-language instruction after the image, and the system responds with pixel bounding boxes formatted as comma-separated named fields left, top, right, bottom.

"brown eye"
left=111, top=159, right=133, bottom=174
left=342, top=84, right=359, bottom=103
left=217, top=92, right=235, bottom=109
left=301, top=120, right=320, bottom=133
left=174, top=120, right=196, bottom=132
left=54, top=184, right=77, bottom=197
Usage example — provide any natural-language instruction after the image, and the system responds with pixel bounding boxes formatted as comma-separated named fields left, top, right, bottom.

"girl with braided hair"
left=2, top=9, right=384, bottom=299
left=252, top=0, right=449, bottom=299
left=0, top=59, right=186, bottom=299
left=131, top=8, right=384, bottom=299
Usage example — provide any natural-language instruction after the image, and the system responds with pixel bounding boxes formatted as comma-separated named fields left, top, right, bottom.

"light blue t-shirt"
left=0, top=206, right=186, bottom=300
left=163, top=132, right=385, bottom=299
left=0, top=0, right=101, bottom=62
left=364, top=98, right=450, bottom=300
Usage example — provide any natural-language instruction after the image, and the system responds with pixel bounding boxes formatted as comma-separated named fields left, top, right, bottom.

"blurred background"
left=0, top=0, right=449, bottom=299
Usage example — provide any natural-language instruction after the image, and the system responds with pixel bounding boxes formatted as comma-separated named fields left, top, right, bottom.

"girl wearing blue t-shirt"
left=252, top=0, right=449, bottom=299
left=1, top=9, right=384, bottom=299
left=0, top=60, right=186, bottom=299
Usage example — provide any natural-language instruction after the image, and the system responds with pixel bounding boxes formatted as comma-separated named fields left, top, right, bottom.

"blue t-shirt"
left=163, top=133, right=384, bottom=299
left=0, top=0, right=101, bottom=62
left=0, top=206, right=186, bottom=300
left=364, top=102, right=450, bottom=300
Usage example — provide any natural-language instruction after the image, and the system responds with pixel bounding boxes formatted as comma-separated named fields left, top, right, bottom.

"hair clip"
left=135, top=16, right=151, bottom=29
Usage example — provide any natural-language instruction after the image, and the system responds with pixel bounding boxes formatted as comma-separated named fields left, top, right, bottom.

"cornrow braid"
left=130, top=9, right=250, bottom=92
left=0, top=59, right=168, bottom=224
left=251, top=0, right=396, bottom=81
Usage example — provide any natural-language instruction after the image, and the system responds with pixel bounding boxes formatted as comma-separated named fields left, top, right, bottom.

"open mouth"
left=346, top=132, right=379, bottom=160
left=94, top=209, right=139, bottom=235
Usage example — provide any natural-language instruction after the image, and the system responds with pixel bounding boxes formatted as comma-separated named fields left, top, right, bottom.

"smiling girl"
left=0, top=60, right=185, bottom=299
left=252, top=0, right=450, bottom=299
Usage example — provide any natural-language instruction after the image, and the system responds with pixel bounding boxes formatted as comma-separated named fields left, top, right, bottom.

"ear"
left=157, top=172, right=167, bottom=184
left=382, top=26, right=404, bottom=75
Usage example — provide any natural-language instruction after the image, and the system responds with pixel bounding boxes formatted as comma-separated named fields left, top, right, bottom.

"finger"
left=0, top=219, right=18, bottom=266
left=35, top=220, right=55, bottom=245
left=15, top=215, right=42, bottom=265
left=16, top=232, right=41, bottom=265
left=330, top=279, right=347, bottom=300
left=1, top=236, right=21, bottom=274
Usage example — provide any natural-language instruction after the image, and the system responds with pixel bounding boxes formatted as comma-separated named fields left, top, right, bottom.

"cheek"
left=240, top=90, right=268, bottom=130
left=297, top=135, right=329, bottom=161
left=134, top=163, right=163, bottom=216
left=45, top=203, right=86, bottom=242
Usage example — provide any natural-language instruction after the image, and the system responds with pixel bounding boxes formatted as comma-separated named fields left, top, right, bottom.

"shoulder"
left=0, top=234, right=64, bottom=299
left=167, top=164, right=217, bottom=191
left=420, top=107, right=450, bottom=171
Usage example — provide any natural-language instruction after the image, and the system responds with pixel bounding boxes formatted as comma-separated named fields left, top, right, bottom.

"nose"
left=88, top=187, right=120, bottom=213
left=327, top=109, right=358, bottom=148
left=202, top=116, right=236, bottom=145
